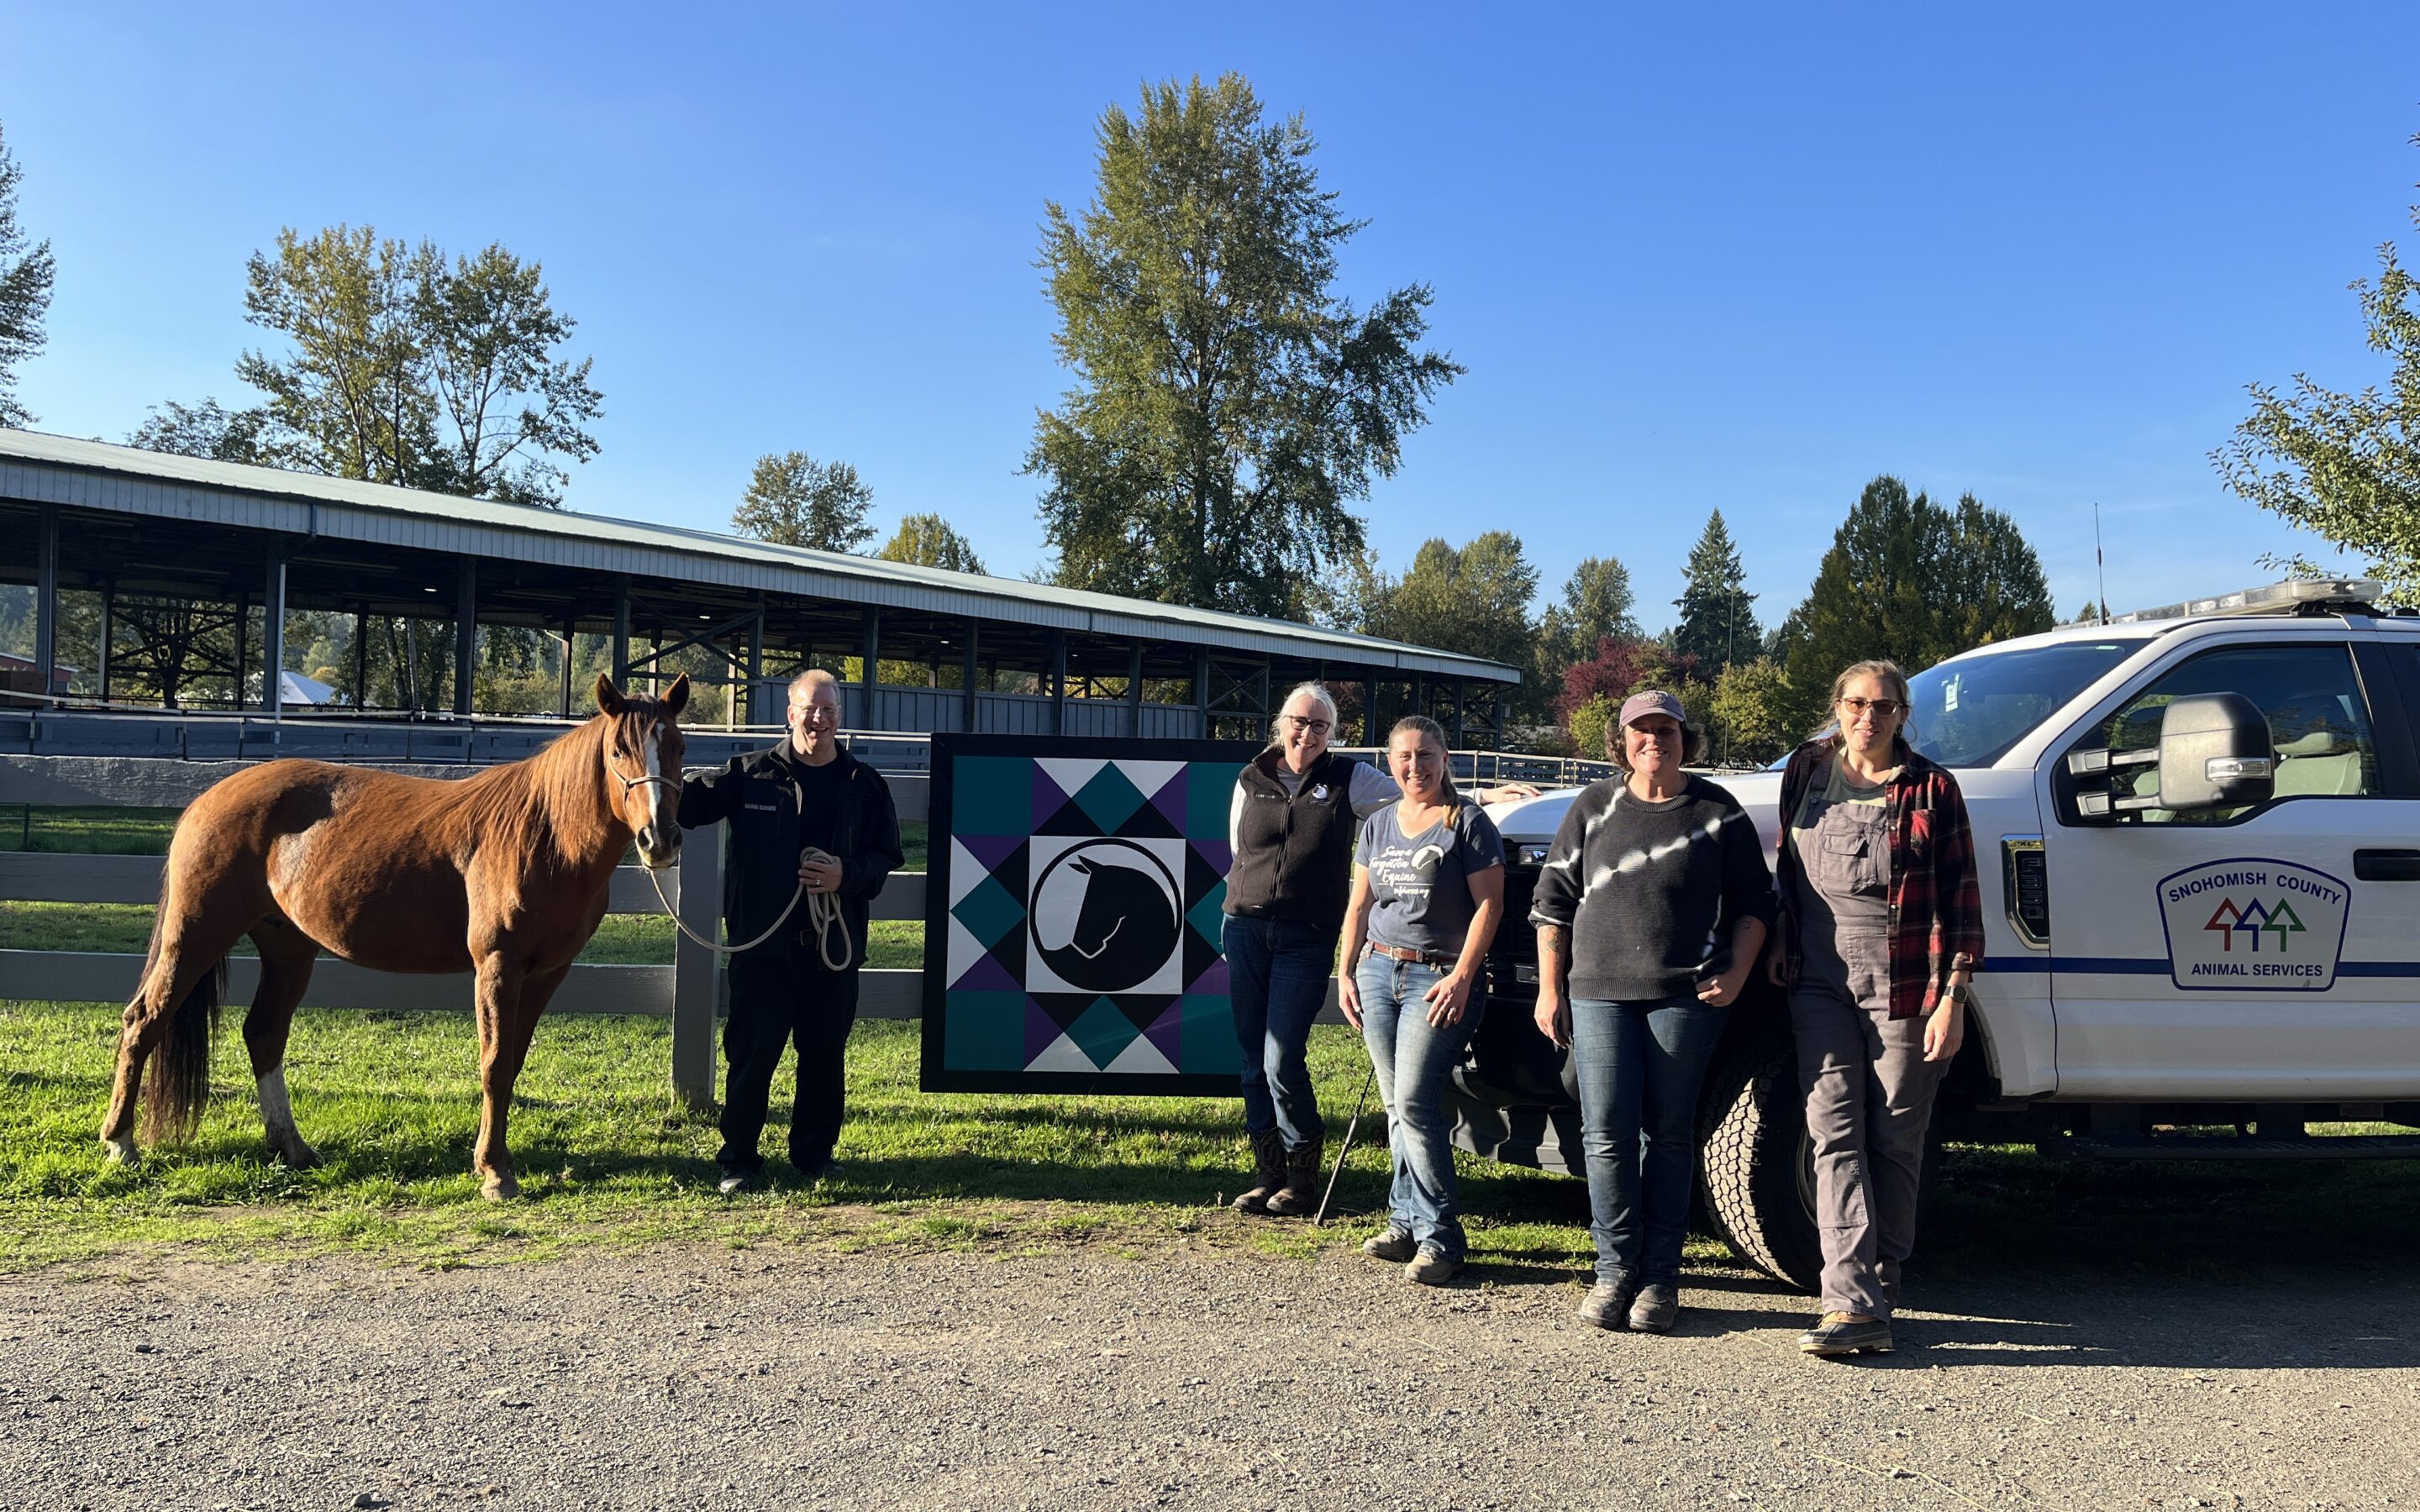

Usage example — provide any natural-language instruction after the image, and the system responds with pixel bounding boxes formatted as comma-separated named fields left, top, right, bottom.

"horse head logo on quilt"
left=1028, top=839, right=1183, bottom=994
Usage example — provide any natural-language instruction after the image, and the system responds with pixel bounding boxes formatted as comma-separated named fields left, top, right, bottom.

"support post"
left=1126, top=639, right=1145, bottom=738
left=960, top=620, right=980, bottom=733
left=746, top=608, right=766, bottom=724
left=558, top=622, right=576, bottom=718
left=261, top=541, right=289, bottom=713
left=232, top=590, right=249, bottom=711
left=1449, top=676, right=1465, bottom=748
left=669, top=827, right=725, bottom=1109
left=32, top=505, right=56, bottom=702
left=351, top=607, right=370, bottom=711
left=452, top=557, right=476, bottom=717
left=1195, top=648, right=1211, bottom=739
left=858, top=606, right=881, bottom=730
left=97, top=582, right=114, bottom=703
left=612, top=578, right=632, bottom=688
left=1050, top=631, right=1068, bottom=736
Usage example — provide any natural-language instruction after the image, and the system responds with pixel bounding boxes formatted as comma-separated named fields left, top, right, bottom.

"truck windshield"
left=1904, top=639, right=2149, bottom=767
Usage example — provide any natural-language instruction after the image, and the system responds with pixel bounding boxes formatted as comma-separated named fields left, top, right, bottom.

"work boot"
left=1403, top=1247, right=1460, bottom=1287
left=1229, top=1129, right=1288, bottom=1215
left=1262, top=1140, right=1324, bottom=1217
left=1799, top=1312, right=1893, bottom=1357
left=1361, top=1229, right=1418, bottom=1263
left=1576, top=1277, right=1637, bottom=1331
left=1628, top=1283, right=1681, bottom=1333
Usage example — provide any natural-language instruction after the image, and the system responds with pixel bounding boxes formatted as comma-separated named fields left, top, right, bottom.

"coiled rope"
left=649, top=845, right=855, bottom=969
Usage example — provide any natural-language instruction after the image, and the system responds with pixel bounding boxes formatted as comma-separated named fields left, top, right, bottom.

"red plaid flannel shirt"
left=1773, top=738, right=1984, bottom=1020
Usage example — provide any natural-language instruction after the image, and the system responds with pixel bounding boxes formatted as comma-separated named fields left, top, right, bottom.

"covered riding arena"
left=0, top=430, right=1518, bottom=754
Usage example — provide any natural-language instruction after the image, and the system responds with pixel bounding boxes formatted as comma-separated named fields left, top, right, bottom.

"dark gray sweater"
left=1527, top=775, right=1776, bottom=1003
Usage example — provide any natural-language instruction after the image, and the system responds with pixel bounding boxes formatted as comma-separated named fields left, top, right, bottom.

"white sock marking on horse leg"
left=258, top=1066, right=296, bottom=1140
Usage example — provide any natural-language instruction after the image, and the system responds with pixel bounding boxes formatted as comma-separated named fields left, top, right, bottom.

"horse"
left=99, top=673, right=691, bottom=1200
left=1033, top=842, right=1181, bottom=994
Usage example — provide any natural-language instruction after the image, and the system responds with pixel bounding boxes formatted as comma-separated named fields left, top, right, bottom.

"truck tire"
left=1697, top=1013, right=1823, bottom=1293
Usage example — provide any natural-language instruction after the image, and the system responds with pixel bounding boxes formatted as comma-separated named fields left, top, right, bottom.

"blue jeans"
left=1569, top=995, right=1729, bottom=1287
left=1223, top=914, right=1332, bottom=1150
left=1355, top=953, right=1481, bottom=1260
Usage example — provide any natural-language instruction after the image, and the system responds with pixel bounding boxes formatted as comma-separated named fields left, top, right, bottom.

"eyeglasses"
left=1281, top=715, right=1332, bottom=735
left=1837, top=697, right=1908, bottom=717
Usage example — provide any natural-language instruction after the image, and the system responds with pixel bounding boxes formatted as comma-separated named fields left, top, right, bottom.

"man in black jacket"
left=678, top=668, right=903, bottom=1193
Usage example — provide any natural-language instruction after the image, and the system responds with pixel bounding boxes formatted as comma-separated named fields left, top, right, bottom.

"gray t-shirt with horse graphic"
left=1356, top=801, right=1506, bottom=957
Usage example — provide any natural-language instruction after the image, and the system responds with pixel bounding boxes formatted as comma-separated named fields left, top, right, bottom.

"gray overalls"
left=1786, top=767, right=1947, bottom=1318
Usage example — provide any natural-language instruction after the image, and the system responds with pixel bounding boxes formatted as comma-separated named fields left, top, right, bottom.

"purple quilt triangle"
left=1149, top=768, right=1188, bottom=831
left=1189, top=838, right=1232, bottom=874
left=1024, top=996, right=1063, bottom=1063
left=1144, top=1000, right=1186, bottom=1066
left=1031, top=765, right=1072, bottom=828
left=958, top=832, right=1023, bottom=872
left=1186, top=958, right=1229, bottom=996
left=950, top=953, right=1020, bottom=993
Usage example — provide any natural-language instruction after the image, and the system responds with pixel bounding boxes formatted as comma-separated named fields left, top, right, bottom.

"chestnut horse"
left=100, top=674, right=690, bottom=1199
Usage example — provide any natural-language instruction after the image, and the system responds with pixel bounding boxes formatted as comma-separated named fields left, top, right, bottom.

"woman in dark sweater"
left=1530, top=690, right=1773, bottom=1334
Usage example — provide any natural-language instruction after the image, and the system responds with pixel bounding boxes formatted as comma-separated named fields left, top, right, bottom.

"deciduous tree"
left=0, top=123, right=55, bottom=429
left=2214, top=133, right=2420, bottom=603
left=1028, top=73, right=1461, bottom=617
left=129, top=398, right=267, bottom=463
left=217, top=225, right=602, bottom=504
left=876, top=512, right=986, bottom=574
left=734, top=452, right=875, bottom=553
left=1356, top=532, right=1539, bottom=670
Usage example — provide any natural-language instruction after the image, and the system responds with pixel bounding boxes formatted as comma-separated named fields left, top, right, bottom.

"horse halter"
left=606, top=722, right=681, bottom=804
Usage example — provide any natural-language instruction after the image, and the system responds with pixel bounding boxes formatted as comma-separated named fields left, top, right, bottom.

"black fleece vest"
left=1223, top=749, right=1364, bottom=933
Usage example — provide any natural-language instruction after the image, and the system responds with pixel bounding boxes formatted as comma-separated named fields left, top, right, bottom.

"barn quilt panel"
left=921, top=734, right=1259, bottom=1094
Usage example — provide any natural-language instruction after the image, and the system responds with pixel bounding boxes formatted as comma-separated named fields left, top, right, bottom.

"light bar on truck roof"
left=2108, top=578, right=2382, bottom=624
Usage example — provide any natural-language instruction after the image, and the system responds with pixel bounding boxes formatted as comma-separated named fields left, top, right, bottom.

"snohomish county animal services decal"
left=2155, top=858, right=2352, bottom=992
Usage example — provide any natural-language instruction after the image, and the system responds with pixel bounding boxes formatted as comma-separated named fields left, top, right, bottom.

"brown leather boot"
left=1262, top=1139, right=1324, bottom=1217
left=1230, top=1129, right=1287, bottom=1214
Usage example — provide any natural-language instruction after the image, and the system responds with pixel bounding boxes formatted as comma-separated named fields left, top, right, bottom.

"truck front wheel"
left=1697, top=1013, right=1823, bottom=1292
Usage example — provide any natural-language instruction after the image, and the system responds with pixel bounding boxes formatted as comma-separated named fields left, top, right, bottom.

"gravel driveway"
left=4, top=1236, right=2414, bottom=1510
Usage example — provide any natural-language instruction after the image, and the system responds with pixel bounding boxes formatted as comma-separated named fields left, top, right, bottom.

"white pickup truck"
left=1466, top=579, right=2420, bottom=1290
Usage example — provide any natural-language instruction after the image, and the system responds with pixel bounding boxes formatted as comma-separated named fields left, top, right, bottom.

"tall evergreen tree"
left=1781, top=475, right=2053, bottom=730
left=1027, top=73, right=1461, bottom=618
left=0, top=123, right=55, bottom=429
left=1670, top=510, right=1761, bottom=672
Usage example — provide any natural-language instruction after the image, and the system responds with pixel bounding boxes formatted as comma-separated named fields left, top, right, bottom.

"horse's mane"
left=434, top=699, right=675, bottom=870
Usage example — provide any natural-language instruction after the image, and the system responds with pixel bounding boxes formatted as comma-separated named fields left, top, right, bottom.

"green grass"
left=0, top=1000, right=1502, bottom=1272
left=3, top=995, right=2417, bottom=1279
left=0, top=806, right=187, bottom=854
left=1, top=806, right=930, bottom=869
left=0, top=901, right=924, bottom=968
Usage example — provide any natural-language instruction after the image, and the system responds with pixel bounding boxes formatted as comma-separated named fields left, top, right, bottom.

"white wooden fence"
left=0, top=756, right=930, bottom=1106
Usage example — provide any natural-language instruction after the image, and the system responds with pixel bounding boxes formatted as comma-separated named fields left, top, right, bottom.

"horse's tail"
left=138, top=889, right=224, bottom=1147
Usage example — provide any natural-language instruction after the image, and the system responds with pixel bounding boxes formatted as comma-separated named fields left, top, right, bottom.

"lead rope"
left=646, top=848, right=855, bottom=969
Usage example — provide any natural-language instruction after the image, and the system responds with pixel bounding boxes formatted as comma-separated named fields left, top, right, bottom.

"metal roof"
left=0, top=428, right=1520, bottom=683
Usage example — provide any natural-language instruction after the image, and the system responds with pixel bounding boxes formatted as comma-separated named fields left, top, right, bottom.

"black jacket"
left=676, top=741, right=904, bottom=965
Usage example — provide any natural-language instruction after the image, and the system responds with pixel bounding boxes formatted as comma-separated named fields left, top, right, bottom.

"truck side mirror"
left=2156, top=692, right=2273, bottom=812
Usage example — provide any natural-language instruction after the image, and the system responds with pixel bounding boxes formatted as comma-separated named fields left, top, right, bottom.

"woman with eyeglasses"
left=1223, top=683, right=1535, bottom=1216
left=1531, top=691, right=1774, bottom=1334
left=1767, top=659, right=1982, bottom=1358
left=1335, top=715, right=1506, bottom=1285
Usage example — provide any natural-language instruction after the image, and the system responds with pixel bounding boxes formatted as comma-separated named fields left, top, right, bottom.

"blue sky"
left=8, top=2, right=2419, bottom=630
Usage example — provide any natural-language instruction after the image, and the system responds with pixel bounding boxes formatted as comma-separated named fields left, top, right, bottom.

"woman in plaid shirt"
left=1767, top=659, right=1983, bottom=1358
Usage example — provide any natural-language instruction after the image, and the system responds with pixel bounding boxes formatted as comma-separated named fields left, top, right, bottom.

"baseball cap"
left=1618, top=690, right=1686, bottom=729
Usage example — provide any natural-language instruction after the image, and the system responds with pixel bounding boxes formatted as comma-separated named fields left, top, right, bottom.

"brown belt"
left=1365, top=941, right=1460, bottom=971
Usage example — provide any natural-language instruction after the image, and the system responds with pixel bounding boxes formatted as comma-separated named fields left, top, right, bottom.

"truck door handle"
left=2354, top=849, right=2420, bottom=881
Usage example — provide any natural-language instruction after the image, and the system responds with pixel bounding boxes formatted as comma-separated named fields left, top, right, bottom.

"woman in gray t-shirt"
left=1336, top=716, right=1506, bottom=1284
